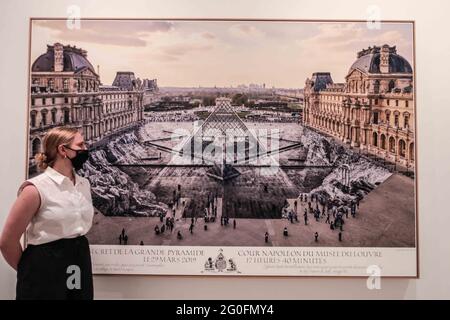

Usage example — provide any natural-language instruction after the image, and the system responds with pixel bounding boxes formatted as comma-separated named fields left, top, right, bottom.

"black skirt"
left=16, top=235, right=94, bottom=300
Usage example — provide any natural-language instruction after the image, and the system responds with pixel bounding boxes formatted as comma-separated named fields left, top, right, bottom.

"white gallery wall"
left=0, top=0, right=449, bottom=299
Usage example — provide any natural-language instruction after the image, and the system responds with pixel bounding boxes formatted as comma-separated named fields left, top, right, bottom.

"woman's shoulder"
left=17, top=172, right=47, bottom=197
left=27, top=171, right=49, bottom=183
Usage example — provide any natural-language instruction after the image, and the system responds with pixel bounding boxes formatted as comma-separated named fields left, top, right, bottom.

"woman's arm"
left=0, top=184, right=40, bottom=270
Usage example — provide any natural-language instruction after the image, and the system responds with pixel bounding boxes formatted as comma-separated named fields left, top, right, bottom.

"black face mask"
left=64, top=146, right=89, bottom=170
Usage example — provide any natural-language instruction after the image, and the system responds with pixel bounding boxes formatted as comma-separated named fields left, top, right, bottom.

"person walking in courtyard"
left=283, top=227, right=288, bottom=237
left=233, top=219, right=236, bottom=229
left=189, top=223, right=194, bottom=234
left=314, top=232, right=319, bottom=242
left=265, top=232, right=269, bottom=243
left=351, top=202, right=356, bottom=217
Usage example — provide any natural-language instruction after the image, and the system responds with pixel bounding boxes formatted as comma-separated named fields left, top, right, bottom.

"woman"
left=0, top=126, right=94, bottom=300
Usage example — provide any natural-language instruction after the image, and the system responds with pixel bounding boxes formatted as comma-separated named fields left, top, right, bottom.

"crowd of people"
left=117, top=187, right=361, bottom=246
left=279, top=193, right=361, bottom=244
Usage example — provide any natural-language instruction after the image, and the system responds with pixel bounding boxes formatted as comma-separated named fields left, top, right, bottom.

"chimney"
left=53, top=42, right=64, bottom=72
left=380, top=44, right=390, bottom=74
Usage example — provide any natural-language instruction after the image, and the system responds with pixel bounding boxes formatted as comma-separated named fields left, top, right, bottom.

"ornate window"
left=374, top=80, right=380, bottom=93
left=389, top=137, right=396, bottom=153
left=385, top=110, right=391, bottom=124
left=64, top=109, right=70, bottom=123
left=388, top=80, right=395, bottom=92
left=48, top=78, right=54, bottom=90
left=399, top=140, right=406, bottom=158
left=381, top=134, right=386, bottom=150
left=32, top=138, right=41, bottom=157
left=51, top=109, right=57, bottom=124
left=30, top=111, right=37, bottom=127
left=373, top=111, right=379, bottom=124
left=403, top=113, right=410, bottom=128
left=41, top=109, right=48, bottom=126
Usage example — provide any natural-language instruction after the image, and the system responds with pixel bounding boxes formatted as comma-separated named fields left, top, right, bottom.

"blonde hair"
left=34, top=126, right=79, bottom=171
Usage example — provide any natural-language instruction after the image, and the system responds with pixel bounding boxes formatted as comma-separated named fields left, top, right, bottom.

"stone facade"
left=142, top=78, right=159, bottom=107
left=29, top=43, right=145, bottom=173
left=303, top=45, right=415, bottom=170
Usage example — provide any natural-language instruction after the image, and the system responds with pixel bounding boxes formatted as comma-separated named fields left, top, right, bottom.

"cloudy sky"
left=31, top=19, right=414, bottom=88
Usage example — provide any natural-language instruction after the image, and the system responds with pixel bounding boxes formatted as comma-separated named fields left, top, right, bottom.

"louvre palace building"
left=29, top=43, right=146, bottom=173
left=303, top=44, right=415, bottom=170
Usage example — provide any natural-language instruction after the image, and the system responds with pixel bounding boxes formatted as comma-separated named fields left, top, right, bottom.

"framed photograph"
left=26, top=18, right=417, bottom=277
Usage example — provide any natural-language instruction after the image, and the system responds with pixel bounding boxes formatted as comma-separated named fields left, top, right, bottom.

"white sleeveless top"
left=17, top=166, right=94, bottom=245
